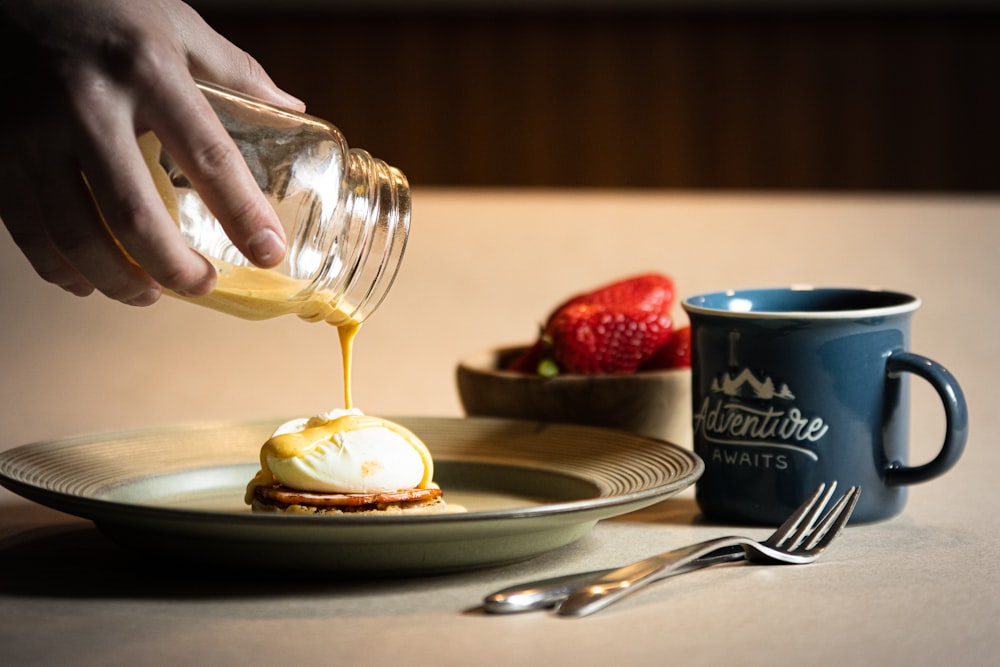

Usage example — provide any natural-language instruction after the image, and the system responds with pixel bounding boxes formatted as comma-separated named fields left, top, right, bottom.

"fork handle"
left=483, top=546, right=745, bottom=614
left=556, top=536, right=749, bottom=617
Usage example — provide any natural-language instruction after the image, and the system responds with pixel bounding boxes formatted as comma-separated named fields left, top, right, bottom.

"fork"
left=555, top=482, right=860, bottom=617
left=483, top=482, right=859, bottom=616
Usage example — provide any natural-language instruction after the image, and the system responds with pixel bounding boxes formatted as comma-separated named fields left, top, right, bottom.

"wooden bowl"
left=456, top=346, right=692, bottom=447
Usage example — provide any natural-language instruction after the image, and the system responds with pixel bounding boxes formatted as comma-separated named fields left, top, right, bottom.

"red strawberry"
left=641, top=325, right=691, bottom=370
left=548, top=273, right=675, bottom=324
left=547, top=303, right=674, bottom=374
left=503, top=273, right=679, bottom=376
left=505, top=335, right=548, bottom=373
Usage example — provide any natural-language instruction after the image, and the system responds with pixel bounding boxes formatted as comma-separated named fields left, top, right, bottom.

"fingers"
left=0, top=0, right=299, bottom=307
left=70, top=80, right=218, bottom=299
left=170, top=2, right=305, bottom=112
left=1, top=110, right=217, bottom=305
left=0, top=114, right=200, bottom=305
left=37, top=155, right=166, bottom=306
left=0, top=164, right=95, bottom=298
left=106, top=16, right=290, bottom=271
left=134, top=72, right=288, bottom=268
left=191, top=45, right=305, bottom=113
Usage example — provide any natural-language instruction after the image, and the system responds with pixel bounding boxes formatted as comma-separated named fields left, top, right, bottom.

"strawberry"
left=547, top=303, right=674, bottom=375
left=503, top=273, right=679, bottom=376
left=641, top=325, right=691, bottom=370
left=548, top=273, right=676, bottom=324
left=505, top=335, right=548, bottom=373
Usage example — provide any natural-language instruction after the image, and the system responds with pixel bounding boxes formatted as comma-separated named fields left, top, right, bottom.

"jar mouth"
left=317, top=149, right=410, bottom=325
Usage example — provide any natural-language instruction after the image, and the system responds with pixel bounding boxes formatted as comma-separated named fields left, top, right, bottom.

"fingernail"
left=125, top=287, right=162, bottom=307
left=63, top=282, right=95, bottom=297
left=175, top=274, right=216, bottom=298
left=248, top=228, right=285, bottom=267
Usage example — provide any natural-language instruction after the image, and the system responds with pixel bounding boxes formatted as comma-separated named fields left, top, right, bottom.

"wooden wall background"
left=200, top=7, right=1000, bottom=191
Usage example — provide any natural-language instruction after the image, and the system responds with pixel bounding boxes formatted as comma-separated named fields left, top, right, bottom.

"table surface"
left=2, top=188, right=998, bottom=667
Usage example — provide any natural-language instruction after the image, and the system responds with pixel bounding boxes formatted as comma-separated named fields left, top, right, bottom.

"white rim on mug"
left=682, top=286, right=921, bottom=320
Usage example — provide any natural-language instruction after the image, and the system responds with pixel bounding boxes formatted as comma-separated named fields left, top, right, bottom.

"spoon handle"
left=483, top=546, right=744, bottom=614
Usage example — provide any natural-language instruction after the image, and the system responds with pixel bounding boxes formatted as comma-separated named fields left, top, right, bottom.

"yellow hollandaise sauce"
left=173, top=264, right=356, bottom=325
left=244, top=413, right=435, bottom=503
left=169, top=264, right=361, bottom=409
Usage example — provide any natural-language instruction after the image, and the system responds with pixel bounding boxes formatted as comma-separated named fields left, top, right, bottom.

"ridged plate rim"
left=0, top=417, right=702, bottom=573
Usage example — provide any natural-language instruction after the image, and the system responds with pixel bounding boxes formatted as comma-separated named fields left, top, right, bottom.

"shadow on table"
left=0, top=495, right=708, bottom=601
left=0, top=521, right=459, bottom=600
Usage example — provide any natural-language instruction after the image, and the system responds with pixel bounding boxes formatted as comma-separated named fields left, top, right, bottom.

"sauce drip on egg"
left=243, top=323, right=436, bottom=505
left=244, top=411, right=434, bottom=503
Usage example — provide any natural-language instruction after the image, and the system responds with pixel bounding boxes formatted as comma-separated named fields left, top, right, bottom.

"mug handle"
left=884, top=351, right=969, bottom=486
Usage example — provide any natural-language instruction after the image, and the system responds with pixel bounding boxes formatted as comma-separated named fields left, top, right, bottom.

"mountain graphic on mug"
left=710, top=368, right=795, bottom=400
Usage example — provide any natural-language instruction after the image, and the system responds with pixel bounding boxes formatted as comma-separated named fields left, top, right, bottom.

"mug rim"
left=682, top=286, right=921, bottom=319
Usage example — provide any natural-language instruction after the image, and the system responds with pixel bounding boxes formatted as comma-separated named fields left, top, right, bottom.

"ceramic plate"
left=0, top=417, right=701, bottom=575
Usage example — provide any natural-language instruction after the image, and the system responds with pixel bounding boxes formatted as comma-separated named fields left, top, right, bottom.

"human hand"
left=0, top=0, right=306, bottom=306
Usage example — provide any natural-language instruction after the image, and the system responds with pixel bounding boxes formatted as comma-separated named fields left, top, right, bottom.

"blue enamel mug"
left=683, top=287, right=968, bottom=524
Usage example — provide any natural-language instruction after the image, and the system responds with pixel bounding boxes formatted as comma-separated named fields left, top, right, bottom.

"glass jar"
left=144, top=80, right=410, bottom=326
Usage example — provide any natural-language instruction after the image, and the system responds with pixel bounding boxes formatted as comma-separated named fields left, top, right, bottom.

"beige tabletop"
left=1, top=188, right=998, bottom=666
